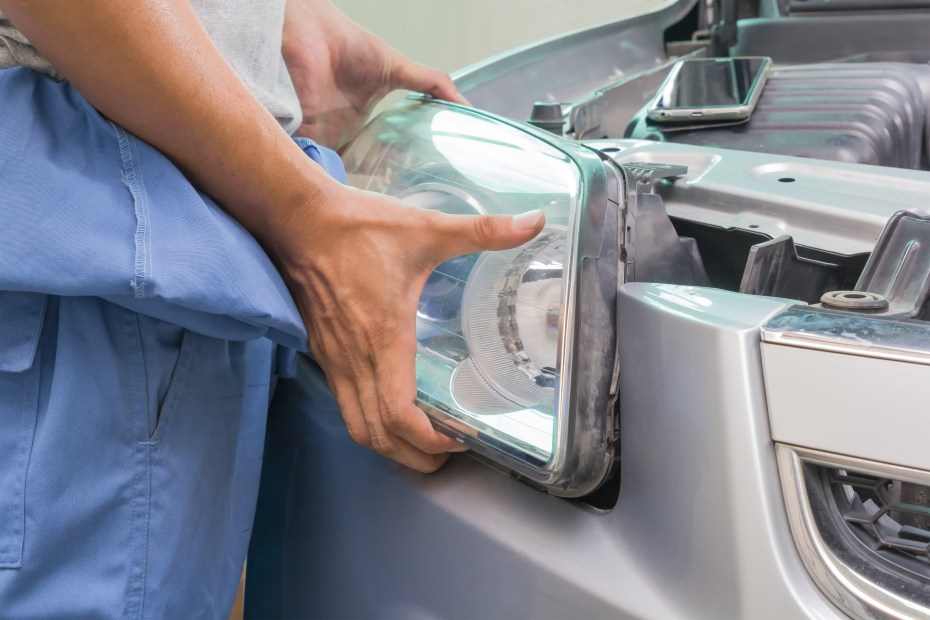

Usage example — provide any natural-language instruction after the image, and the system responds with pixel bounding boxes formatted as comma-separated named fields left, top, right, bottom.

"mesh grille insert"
left=803, top=461, right=930, bottom=601
left=828, top=468, right=930, bottom=573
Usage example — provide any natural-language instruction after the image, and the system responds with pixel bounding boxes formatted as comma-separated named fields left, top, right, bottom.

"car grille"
left=777, top=445, right=930, bottom=619
left=823, top=467, right=930, bottom=575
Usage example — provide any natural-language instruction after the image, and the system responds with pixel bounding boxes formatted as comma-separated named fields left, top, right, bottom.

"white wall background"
left=333, top=0, right=670, bottom=74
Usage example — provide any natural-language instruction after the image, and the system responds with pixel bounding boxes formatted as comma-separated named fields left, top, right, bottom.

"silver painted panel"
left=763, top=343, right=930, bottom=471
left=614, top=284, right=832, bottom=619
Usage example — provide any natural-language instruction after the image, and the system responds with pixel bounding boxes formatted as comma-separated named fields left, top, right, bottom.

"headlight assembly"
left=340, top=99, right=622, bottom=496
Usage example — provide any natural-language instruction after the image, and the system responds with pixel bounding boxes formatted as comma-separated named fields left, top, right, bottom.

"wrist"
left=257, top=171, right=346, bottom=272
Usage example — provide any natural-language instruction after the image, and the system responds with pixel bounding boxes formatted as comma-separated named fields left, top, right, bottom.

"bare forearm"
left=0, top=0, right=337, bottom=256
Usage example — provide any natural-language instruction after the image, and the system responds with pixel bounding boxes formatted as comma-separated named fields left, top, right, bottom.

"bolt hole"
left=841, top=293, right=868, bottom=299
left=748, top=224, right=759, bottom=229
left=600, top=147, right=621, bottom=153
left=778, top=177, right=796, bottom=183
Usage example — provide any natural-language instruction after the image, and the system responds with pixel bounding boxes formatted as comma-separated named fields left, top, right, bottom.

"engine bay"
left=527, top=3, right=930, bottom=324
left=552, top=9, right=930, bottom=171
left=625, top=62, right=930, bottom=170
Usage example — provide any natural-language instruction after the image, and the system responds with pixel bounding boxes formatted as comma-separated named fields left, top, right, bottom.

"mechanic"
left=0, top=0, right=544, bottom=616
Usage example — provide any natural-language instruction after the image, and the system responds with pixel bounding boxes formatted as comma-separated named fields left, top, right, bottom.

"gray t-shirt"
left=0, top=1, right=302, bottom=134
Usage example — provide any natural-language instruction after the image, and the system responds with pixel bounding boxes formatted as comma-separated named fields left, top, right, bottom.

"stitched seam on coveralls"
left=0, top=296, right=44, bottom=568
left=0, top=371, right=27, bottom=566
left=112, top=124, right=151, bottom=299
left=121, top=310, right=150, bottom=619
left=12, top=345, right=40, bottom=568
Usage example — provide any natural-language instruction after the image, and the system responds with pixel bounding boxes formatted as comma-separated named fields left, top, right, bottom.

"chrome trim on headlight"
left=777, top=444, right=930, bottom=620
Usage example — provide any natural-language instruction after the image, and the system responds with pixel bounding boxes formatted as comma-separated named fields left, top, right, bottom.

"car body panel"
left=763, top=338, right=930, bottom=472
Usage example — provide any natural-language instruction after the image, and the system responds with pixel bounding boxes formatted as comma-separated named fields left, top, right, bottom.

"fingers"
left=370, top=327, right=463, bottom=455
left=330, top=366, right=454, bottom=473
left=318, top=307, right=463, bottom=473
left=327, top=374, right=372, bottom=447
left=382, top=436, right=452, bottom=474
left=428, top=209, right=546, bottom=263
left=392, top=57, right=470, bottom=106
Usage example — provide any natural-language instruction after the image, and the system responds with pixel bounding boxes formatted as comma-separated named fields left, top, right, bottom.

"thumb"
left=432, top=210, right=545, bottom=261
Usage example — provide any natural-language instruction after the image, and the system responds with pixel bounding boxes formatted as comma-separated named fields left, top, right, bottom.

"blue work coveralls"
left=0, top=67, right=344, bottom=618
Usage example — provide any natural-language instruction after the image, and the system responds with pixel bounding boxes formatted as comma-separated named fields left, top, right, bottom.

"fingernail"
left=449, top=445, right=469, bottom=453
left=511, top=209, right=544, bottom=232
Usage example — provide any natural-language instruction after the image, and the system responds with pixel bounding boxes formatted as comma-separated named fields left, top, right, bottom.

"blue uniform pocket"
left=131, top=314, right=200, bottom=445
left=146, top=327, right=198, bottom=444
left=0, top=292, right=46, bottom=569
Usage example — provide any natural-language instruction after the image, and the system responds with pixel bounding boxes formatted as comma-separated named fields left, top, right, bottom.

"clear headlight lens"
left=342, top=99, right=620, bottom=495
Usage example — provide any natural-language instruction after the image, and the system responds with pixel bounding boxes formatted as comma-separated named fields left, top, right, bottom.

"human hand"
left=281, top=0, right=468, bottom=150
left=276, top=185, right=544, bottom=472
